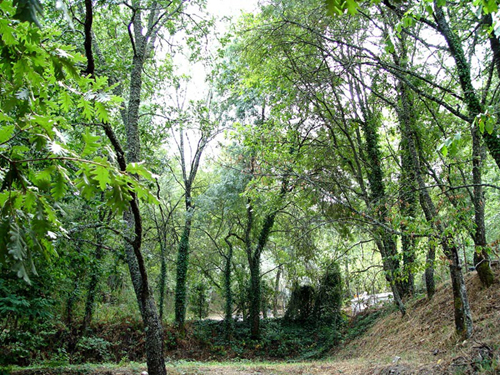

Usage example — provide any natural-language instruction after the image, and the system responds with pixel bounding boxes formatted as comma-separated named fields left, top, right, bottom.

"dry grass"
left=334, top=267, right=500, bottom=371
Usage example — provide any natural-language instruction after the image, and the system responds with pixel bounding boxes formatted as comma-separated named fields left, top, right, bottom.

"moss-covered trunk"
left=359, top=112, right=406, bottom=313
left=175, top=216, right=192, bottom=331
left=433, top=3, right=495, bottom=288
left=224, top=237, right=234, bottom=338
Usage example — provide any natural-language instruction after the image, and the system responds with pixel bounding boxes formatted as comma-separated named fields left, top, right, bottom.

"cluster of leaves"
left=0, top=1, right=158, bottom=283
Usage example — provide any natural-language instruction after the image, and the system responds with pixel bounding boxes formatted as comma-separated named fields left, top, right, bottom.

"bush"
left=75, top=336, right=113, bottom=363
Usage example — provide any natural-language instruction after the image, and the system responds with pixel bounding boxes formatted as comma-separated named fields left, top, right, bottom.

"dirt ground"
left=9, top=269, right=500, bottom=375
left=7, top=359, right=467, bottom=375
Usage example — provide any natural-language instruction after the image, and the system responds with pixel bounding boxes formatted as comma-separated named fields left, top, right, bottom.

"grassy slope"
left=334, top=266, right=500, bottom=373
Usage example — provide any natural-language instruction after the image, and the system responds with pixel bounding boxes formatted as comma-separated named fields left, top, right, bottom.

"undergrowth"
left=0, top=310, right=388, bottom=366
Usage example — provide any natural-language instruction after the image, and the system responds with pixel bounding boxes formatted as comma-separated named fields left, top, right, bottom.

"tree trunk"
left=272, top=265, right=282, bottom=318
left=85, top=1, right=171, bottom=372
left=433, top=3, right=495, bottom=288
left=224, top=237, right=234, bottom=339
left=397, top=84, right=473, bottom=338
left=425, top=242, right=436, bottom=299
left=433, top=3, right=500, bottom=169
left=358, top=111, right=406, bottom=313
left=175, top=218, right=192, bottom=331
left=471, top=126, right=495, bottom=287
left=249, top=256, right=261, bottom=339
left=159, top=236, right=167, bottom=320
left=81, top=240, right=103, bottom=332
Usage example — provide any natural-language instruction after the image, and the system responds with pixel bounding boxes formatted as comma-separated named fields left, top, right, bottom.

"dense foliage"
left=1, top=0, right=500, bottom=373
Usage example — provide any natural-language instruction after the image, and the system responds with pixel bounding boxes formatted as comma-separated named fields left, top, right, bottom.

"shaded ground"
left=4, top=359, right=473, bottom=375
left=7, top=268, right=500, bottom=374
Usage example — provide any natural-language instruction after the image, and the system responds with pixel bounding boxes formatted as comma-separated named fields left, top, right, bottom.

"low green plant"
left=75, top=336, right=113, bottom=363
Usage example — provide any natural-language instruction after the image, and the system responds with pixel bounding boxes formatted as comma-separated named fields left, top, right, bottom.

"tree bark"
left=433, top=3, right=495, bottom=288
left=175, top=216, right=191, bottom=331
left=425, top=242, right=436, bottom=299
left=358, top=110, right=406, bottom=313
left=272, top=265, right=282, bottom=318
left=81, top=227, right=104, bottom=332
left=397, top=85, right=473, bottom=338
left=223, top=236, right=234, bottom=339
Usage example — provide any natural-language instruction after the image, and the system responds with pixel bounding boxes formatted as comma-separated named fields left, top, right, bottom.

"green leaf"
left=126, top=162, right=154, bottom=180
left=13, top=0, right=44, bottom=27
left=0, top=125, right=15, bottom=144
left=478, top=116, right=485, bottom=133
left=82, top=129, right=100, bottom=157
left=95, top=102, right=109, bottom=123
left=91, top=164, right=111, bottom=191
left=7, top=221, right=27, bottom=262
left=78, top=97, right=94, bottom=120
left=58, top=90, right=72, bottom=112
left=437, top=141, right=448, bottom=157
left=0, top=19, right=16, bottom=45
left=484, top=0, right=498, bottom=13
left=51, top=167, right=68, bottom=200
left=485, top=118, right=494, bottom=134
left=345, top=0, right=359, bottom=15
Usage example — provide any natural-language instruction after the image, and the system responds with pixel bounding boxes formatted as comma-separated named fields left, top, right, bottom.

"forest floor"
left=8, top=267, right=500, bottom=375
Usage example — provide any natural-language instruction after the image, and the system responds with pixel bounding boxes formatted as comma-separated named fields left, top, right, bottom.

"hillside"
left=334, top=266, right=500, bottom=374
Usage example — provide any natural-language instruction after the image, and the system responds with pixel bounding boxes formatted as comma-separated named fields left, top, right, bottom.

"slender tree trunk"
left=175, top=216, right=192, bottom=331
left=82, top=239, right=103, bottom=332
left=399, top=134, right=416, bottom=298
left=224, top=237, right=234, bottom=339
left=85, top=1, right=178, bottom=372
left=272, top=265, right=282, bottom=318
left=82, top=205, right=108, bottom=332
left=249, top=256, right=261, bottom=339
left=471, top=128, right=495, bottom=286
left=158, top=238, right=167, bottom=320
left=425, top=242, right=436, bottom=299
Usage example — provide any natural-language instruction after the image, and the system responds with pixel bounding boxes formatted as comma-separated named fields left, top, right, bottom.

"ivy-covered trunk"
left=174, top=124, right=207, bottom=330
left=244, top=178, right=288, bottom=339
left=424, top=242, right=436, bottom=299
left=175, top=216, right=192, bottom=331
left=399, top=136, right=417, bottom=297
left=392, top=33, right=417, bottom=298
left=471, top=125, right=495, bottom=287
left=224, top=237, right=234, bottom=339
left=272, top=265, right=281, bottom=318
left=359, top=112, right=406, bottom=313
left=396, top=82, right=473, bottom=337
left=433, top=4, right=495, bottom=288
left=249, top=256, right=261, bottom=339
left=81, top=230, right=104, bottom=332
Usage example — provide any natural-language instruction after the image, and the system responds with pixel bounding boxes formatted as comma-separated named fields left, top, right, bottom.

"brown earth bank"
left=6, top=268, right=500, bottom=374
